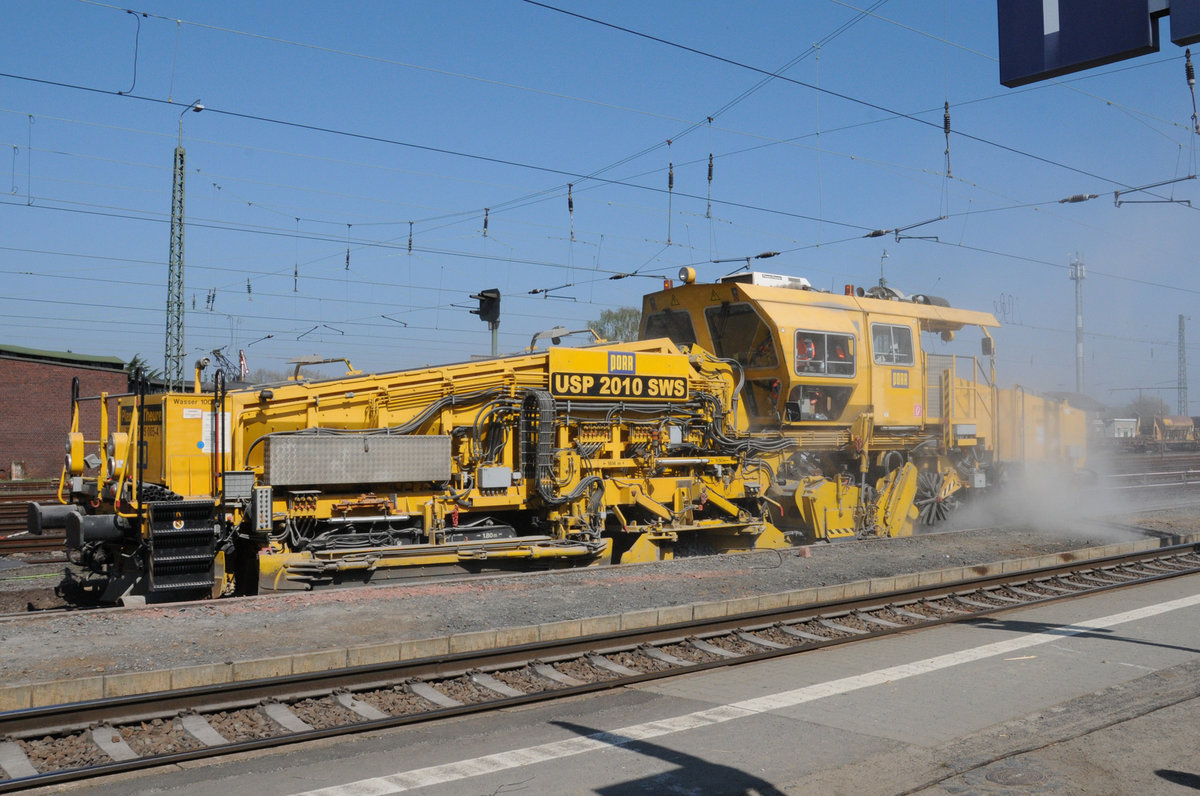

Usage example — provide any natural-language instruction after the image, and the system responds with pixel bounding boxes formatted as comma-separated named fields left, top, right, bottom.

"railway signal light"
left=470, top=288, right=501, bottom=325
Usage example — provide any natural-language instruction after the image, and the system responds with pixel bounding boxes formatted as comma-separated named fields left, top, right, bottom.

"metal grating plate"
left=264, top=434, right=451, bottom=486
left=222, top=470, right=256, bottom=503
left=926, top=353, right=953, bottom=420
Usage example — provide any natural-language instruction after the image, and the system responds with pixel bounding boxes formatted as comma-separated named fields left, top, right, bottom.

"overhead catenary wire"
left=117, top=9, right=142, bottom=96
left=78, top=0, right=1189, bottom=141
left=18, top=40, right=1167, bottom=260
left=33, top=0, right=1196, bottom=251
left=65, top=0, right=1084, bottom=244
left=467, top=0, right=897, bottom=243
left=0, top=71, right=884, bottom=235
left=7, top=191, right=1200, bottom=321
left=5, top=2, right=1199, bottom=384
left=3, top=142, right=1197, bottom=297
left=520, top=0, right=1148, bottom=189
left=0, top=112, right=1180, bottom=253
left=2, top=48, right=1191, bottom=240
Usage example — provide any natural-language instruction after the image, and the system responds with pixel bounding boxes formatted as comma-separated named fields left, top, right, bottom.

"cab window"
left=871, top=323, right=914, bottom=365
left=704, top=303, right=776, bottom=367
left=787, top=385, right=854, bottom=422
left=794, top=331, right=855, bottom=377
left=642, top=309, right=697, bottom=348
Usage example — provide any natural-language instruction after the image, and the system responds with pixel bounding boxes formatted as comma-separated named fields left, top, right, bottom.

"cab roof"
left=645, top=272, right=999, bottom=334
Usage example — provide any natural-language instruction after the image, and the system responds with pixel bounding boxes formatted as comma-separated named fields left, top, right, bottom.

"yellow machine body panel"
left=995, top=387, right=1088, bottom=471
left=117, top=394, right=221, bottom=501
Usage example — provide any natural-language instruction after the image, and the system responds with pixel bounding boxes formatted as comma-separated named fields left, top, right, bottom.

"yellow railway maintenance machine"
left=642, top=269, right=1086, bottom=543
left=34, top=339, right=795, bottom=602
left=31, top=270, right=1085, bottom=603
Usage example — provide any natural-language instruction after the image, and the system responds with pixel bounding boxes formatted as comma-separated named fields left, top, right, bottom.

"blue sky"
left=2, top=1, right=1198, bottom=407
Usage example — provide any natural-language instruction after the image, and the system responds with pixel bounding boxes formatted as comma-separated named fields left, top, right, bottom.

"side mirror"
left=981, top=338, right=994, bottom=357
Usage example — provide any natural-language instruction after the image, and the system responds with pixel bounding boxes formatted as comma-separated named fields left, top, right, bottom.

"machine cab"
left=640, top=270, right=998, bottom=434
left=640, top=271, right=869, bottom=429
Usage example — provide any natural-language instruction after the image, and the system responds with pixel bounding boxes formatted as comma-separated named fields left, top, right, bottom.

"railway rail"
left=0, top=481, right=62, bottom=559
left=1, top=542, right=1197, bottom=791
left=1103, top=467, right=1200, bottom=489
left=0, top=481, right=55, bottom=538
left=0, top=535, right=64, bottom=557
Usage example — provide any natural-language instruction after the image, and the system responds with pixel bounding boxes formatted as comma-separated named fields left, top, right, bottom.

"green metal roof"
left=0, top=344, right=125, bottom=370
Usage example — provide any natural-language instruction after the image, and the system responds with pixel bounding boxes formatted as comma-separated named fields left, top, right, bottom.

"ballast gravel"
left=288, top=697, right=360, bottom=730
left=120, top=718, right=203, bottom=757
left=434, top=677, right=495, bottom=705
left=18, top=731, right=109, bottom=773
left=492, top=667, right=553, bottom=694
left=554, top=658, right=619, bottom=682
left=204, top=709, right=285, bottom=743
left=0, top=501, right=1195, bottom=690
left=356, top=688, right=433, bottom=716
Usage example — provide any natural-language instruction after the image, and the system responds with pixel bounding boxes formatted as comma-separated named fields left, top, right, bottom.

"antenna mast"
left=1069, top=254, right=1085, bottom=394
left=1180, top=314, right=1189, bottom=415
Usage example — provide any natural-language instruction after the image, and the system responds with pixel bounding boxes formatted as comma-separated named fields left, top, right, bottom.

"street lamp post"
left=165, top=100, right=204, bottom=390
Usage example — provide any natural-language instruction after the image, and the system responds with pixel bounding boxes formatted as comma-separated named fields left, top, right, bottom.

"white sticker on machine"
left=200, top=412, right=232, bottom=453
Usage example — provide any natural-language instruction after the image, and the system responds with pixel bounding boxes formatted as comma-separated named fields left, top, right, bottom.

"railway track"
left=1, top=542, right=1197, bottom=791
left=0, top=535, right=64, bottom=557
left=0, top=481, right=62, bottom=559
left=0, top=481, right=56, bottom=537
left=1103, top=468, right=1200, bottom=489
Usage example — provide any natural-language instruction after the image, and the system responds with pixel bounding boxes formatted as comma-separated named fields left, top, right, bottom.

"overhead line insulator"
left=1186, top=49, right=1198, bottom=135
left=706, top=153, right=713, bottom=219
left=943, top=101, right=952, bottom=178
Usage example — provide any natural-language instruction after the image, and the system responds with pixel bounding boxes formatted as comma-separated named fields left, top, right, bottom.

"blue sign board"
left=998, top=0, right=1200, bottom=87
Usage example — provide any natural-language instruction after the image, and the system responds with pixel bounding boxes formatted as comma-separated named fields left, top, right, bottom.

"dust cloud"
left=933, top=455, right=1148, bottom=542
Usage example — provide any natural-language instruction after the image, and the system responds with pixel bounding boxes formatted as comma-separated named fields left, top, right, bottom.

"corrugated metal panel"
left=926, top=354, right=953, bottom=420
left=264, top=435, right=451, bottom=486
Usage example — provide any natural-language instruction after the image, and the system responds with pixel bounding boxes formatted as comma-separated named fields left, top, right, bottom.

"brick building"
left=0, top=345, right=127, bottom=480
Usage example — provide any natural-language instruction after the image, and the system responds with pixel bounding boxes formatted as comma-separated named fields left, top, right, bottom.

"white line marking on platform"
left=1113, top=661, right=1155, bottom=671
left=293, top=593, right=1200, bottom=796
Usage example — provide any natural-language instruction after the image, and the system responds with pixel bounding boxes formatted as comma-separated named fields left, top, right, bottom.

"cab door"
left=869, top=320, right=923, bottom=426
